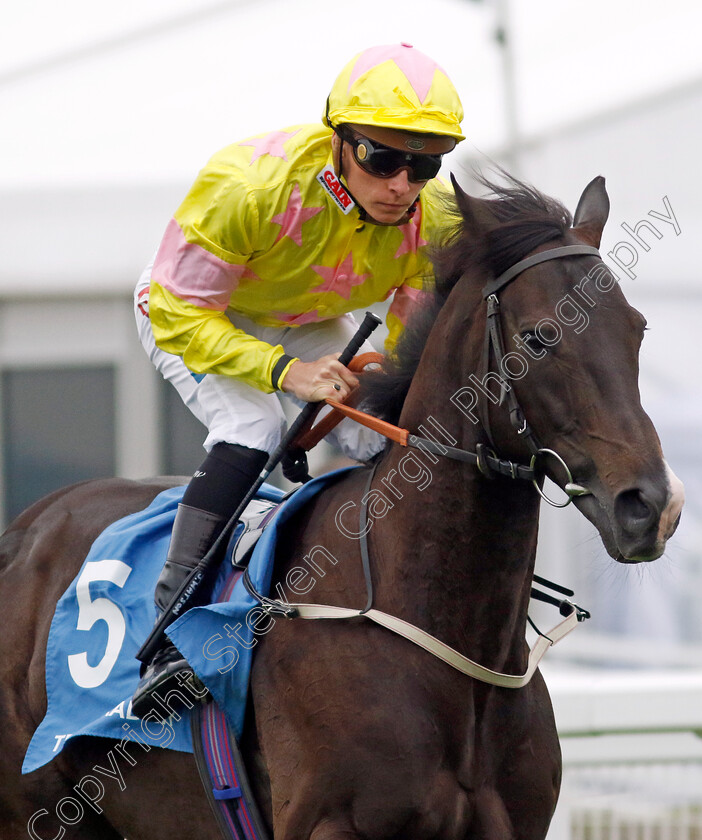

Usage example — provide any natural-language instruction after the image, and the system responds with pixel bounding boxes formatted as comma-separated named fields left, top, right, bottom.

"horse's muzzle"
left=612, top=463, right=685, bottom=562
left=574, top=461, right=684, bottom=563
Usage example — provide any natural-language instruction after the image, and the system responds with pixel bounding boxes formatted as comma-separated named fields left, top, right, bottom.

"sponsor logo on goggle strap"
left=317, top=166, right=355, bottom=215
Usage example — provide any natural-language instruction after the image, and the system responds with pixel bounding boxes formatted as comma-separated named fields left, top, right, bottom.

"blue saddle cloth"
left=23, top=468, right=354, bottom=774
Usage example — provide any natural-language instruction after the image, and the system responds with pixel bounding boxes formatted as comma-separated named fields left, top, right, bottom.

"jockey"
left=131, top=42, right=464, bottom=717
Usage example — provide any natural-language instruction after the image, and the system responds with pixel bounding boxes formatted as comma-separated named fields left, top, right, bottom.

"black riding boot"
left=131, top=442, right=268, bottom=719
left=131, top=504, right=224, bottom=718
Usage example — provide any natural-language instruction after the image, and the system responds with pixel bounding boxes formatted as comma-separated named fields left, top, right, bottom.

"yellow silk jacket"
left=148, top=123, right=452, bottom=393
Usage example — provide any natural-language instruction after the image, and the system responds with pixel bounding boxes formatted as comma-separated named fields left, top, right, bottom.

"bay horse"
left=0, top=174, right=683, bottom=840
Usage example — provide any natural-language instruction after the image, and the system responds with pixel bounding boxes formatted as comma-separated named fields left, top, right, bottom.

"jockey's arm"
left=149, top=285, right=357, bottom=403
left=148, top=281, right=294, bottom=393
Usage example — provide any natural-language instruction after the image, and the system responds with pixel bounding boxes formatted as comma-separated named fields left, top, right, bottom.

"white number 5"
left=67, top=559, right=132, bottom=688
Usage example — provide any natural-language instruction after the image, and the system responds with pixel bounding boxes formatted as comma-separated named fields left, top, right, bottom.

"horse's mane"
left=361, top=173, right=573, bottom=424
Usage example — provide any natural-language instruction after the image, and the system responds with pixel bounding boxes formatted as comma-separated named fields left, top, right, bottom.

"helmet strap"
left=331, top=124, right=418, bottom=226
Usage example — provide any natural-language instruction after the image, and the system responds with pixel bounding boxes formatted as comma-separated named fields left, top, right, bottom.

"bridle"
left=316, top=242, right=604, bottom=508
left=475, top=242, right=602, bottom=507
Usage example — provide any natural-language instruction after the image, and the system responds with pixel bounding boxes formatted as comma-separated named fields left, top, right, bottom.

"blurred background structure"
left=1, top=1, right=701, bottom=835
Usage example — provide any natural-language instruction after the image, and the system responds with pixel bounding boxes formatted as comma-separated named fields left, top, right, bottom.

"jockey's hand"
left=280, top=354, right=359, bottom=403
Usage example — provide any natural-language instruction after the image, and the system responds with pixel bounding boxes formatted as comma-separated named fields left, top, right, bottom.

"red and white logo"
left=136, top=286, right=150, bottom=317
left=316, top=166, right=355, bottom=215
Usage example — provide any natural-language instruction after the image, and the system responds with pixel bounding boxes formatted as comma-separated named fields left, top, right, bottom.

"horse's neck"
left=370, top=302, right=542, bottom=672
left=370, top=447, right=540, bottom=673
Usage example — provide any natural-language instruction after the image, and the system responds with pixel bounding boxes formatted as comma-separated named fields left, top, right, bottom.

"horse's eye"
left=521, top=331, right=548, bottom=353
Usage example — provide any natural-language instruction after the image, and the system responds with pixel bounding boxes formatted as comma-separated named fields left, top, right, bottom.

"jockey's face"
left=332, top=125, right=454, bottom=226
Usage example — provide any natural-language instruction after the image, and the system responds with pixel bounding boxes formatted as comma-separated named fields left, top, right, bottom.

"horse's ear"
left=572, top=176, right=610, bottom=247
left=450, top=173, right=497, bottom=234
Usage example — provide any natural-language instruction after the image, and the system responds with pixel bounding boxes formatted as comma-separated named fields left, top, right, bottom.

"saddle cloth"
left=23, top=468, right=354, bottom=774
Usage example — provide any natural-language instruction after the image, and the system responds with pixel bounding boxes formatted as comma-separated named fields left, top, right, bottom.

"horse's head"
left=439, top=174, right=684, bottom=563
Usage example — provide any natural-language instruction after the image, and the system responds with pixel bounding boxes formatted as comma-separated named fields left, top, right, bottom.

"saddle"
left=230, top=497, right=280, bottom=568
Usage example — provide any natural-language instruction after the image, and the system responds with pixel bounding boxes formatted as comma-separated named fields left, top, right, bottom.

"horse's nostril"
left=614, top=488, right=655, bottom=532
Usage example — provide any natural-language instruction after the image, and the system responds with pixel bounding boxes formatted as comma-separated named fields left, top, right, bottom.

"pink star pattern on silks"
left=349, top=44, right=444, bottom=103
left=310, top=252, right=369, bottom=299
left=240, top=265, right=261, bottom=283
left=389, top=285, right=428, bottom=325
left=239, top=129, right=300, bottom=164
left=271, top=184, right=324, bottom=246
left=394, top=212, right=427, bottom=258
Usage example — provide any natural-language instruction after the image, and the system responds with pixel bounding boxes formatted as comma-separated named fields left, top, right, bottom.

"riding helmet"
left=323, top=43, right=465, bottom=142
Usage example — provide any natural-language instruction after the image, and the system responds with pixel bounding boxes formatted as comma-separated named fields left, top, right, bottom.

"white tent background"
left=1, top=0, right=701, bottom=653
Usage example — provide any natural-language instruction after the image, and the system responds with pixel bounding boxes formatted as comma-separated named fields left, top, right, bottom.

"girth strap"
left=190, top=700, right=270, bottom=840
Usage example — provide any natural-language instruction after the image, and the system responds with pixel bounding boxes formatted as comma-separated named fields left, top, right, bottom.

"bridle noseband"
left=477, top=243, right=601, bottom=506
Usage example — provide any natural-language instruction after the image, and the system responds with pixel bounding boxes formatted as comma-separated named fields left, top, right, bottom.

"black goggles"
left=341, top=131, right=443, bottom=183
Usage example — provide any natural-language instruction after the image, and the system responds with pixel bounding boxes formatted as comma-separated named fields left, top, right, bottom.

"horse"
left=0, top=173, right=684, bottom=840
